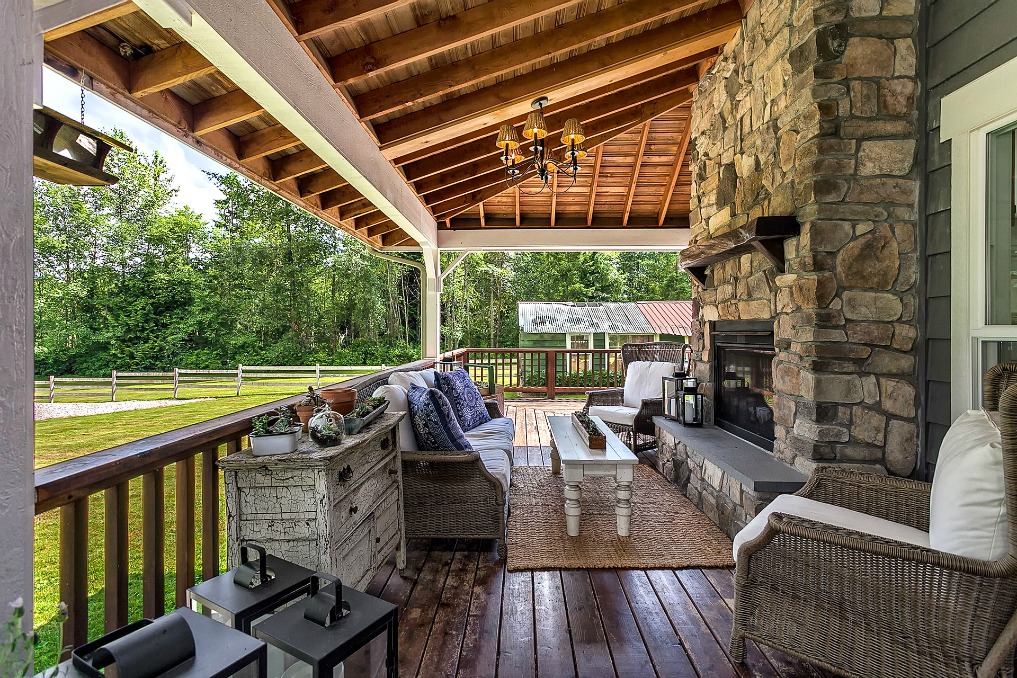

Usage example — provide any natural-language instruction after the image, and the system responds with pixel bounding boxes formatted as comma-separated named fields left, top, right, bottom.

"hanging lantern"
left=662, top=375, right=682, bottom=421
left=32, top=106, right=131, bottom=187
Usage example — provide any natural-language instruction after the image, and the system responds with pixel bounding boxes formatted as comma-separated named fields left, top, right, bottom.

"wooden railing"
left=444, top=348, right=624, bottom=398
left=34, top=360, right=432, bottom=656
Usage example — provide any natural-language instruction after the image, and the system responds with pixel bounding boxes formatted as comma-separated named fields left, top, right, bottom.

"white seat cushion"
left=373, top=384, right=418, bottom=451
left=588, top=405, right=638, bottom=426
left=388, top=369, right=437, bottom=391
left=478, top=449, right=511, bottom=491
left=623, top=361, right=679, bottom=408
left=733, top=493, right=930, bottom=563
left=464, top=417, right=515, bottom=454
left=930, top=409, right=1007, bottom=560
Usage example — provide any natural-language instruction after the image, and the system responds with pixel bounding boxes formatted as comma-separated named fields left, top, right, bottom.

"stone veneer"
left=686, top=0, right=921, bottom=477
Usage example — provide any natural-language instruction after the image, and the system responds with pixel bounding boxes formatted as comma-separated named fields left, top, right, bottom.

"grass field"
left=31, top=375, right=365, bottom=668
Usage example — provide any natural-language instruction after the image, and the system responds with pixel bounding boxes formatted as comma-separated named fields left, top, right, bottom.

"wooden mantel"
left=678, top=216, right=800, bottom=286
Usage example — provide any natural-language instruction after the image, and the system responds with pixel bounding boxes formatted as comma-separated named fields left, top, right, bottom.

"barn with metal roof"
left=517, top=300, right=692, bottom=349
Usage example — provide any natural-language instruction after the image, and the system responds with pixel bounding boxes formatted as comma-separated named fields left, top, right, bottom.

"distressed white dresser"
left=219, top=413, right=405, bottom=591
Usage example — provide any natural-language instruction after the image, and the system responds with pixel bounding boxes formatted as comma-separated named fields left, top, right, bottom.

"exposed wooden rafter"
left=290, top=0, right=416, bottom=41
left=298, top=169, right=347, bottom=197
left=550, top=172, right=558, bottom=227
left=479, top=201, right=486, bottom=228
left=340, top=199, right=378, bottom=220
left=622, top=123, right=652, bottom=226
left=272, top=149, right=328, bottom=181
left=237, top=125, right=302, bottom=161
left=586, top=146, right=604, bottom=225
left=129, top=42, right=216, bottom=97
left=320, top=184, right=366, bottom=210
left=43, top=1, right=138, bottom=41
left=192, top=90, right=265, bottom=135
left=658, top=115, right=693, bottom=225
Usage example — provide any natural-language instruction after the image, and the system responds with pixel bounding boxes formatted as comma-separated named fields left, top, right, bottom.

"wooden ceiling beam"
left=237, top=125, right=302, bottom=161
left=383, top=234, right=416, bottom=248
left=340, top=199, right=378, bottom=220
left=448, top=215, right=687, bottom=229
left=272, top=149, right=328, bottom=181
left=622, top=122, right=652, bottom=226
left=550, top=172, right=558, bottom=227
left=515, top=187, right=520, bottom=227
left=43, top=1, right=137, bottom=42
left=410, top=71, right=698, bottom=192
left=359, top=212, right=395, bottom=233
left=479, top=201, right=486, bottom=228
left=421, top=86, right=694, bottom=204
left=375, top=3, right=741, bottom=156
left=587, top=145, right=604, bottom=225
left=193, top=89, right=265, bottom=135
left=290, top=0, right=416, bottom=41
left=298, top=169, right=348, bottom=197
left=380, top=227, right=410, bottom=245
left=355, top=0, right=711, bottom=120
left=658, top=114, right=694, bottom=225
left=329, top=0, right=573, bottom=86
left=129, top=42, right=217, bottom=97
left=320, top=184, right=365, bottom=210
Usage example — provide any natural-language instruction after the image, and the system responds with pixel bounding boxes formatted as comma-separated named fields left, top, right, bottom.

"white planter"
left=249, top=426, right=302, bottom=456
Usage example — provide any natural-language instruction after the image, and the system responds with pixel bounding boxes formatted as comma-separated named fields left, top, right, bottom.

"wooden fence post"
left=236, top=365, right=243, bottom=396
left=49, top=374, right=55, bottom=403
left=173, top=368, right=180, bottom=399
left=315, top=364, right=321, bottom=388
left=547, top=350, right=557, bottom=399
left=111, top=370, right=117, bottom=402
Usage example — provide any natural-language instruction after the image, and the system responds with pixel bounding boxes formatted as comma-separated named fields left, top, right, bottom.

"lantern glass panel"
left=662, top=376, right=681, bottom=420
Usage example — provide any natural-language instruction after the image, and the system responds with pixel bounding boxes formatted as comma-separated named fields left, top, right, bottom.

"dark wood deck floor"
left=366, top=400, right=829, bottom=678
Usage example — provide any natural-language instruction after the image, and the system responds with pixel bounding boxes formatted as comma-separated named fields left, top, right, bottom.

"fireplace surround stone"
left=682, top=0, right=921, bottom=479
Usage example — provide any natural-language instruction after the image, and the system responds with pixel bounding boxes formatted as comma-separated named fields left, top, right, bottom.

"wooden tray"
left=345, top=401, right=389, bottom=435
left=572, top=413, right=606, bottom=449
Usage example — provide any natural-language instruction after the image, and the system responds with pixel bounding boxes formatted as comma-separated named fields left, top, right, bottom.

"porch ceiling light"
left=32, top=106, right=132, bottom=186
left=496, top=96, right=586, bottom=195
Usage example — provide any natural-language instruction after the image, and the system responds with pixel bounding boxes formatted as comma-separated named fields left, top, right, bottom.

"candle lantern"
left=253, top=573, right=399, bottom=678
left=678, top=376, right=704, bottom=427
left=662, top=375, right=682, bottom=421
left=70, top=607, right=266, bottom=678
left=186, top=542, right=315, bottom=633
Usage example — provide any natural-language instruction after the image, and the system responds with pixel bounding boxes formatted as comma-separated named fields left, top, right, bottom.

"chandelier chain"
left=80, top=71, right=86, bottom=125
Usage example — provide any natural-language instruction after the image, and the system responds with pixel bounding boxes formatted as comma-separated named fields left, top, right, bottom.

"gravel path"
left=35, top=398, right=212, bottom=421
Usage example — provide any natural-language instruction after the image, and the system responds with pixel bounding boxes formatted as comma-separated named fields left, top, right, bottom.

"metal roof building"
left=518, top=301, right=692, bottom=337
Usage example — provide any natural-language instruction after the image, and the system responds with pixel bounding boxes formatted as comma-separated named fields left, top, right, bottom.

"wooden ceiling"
left=42, top=0, right=743, bottom=248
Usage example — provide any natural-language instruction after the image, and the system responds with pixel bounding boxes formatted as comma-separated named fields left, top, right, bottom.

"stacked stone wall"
left=688, top=0, right=920, bottom=476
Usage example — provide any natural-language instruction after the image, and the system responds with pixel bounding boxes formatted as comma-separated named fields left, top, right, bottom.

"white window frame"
left=942, top=55, right=1017, bottom=418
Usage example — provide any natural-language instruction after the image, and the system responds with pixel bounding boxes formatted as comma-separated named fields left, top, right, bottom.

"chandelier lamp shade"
left=496, top=96, right=586, bottom=195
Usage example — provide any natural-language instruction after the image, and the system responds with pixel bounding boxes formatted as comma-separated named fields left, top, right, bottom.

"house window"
left=608, top=334, right=655, bottom=348
left=943, top=55, right=1017, bottom=416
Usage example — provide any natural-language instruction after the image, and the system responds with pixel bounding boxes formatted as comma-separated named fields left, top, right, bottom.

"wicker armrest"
left=584, top=388, right=623, bottom=411
left=796, top=466, right=932, bottom=532
left=634, top=398, right=664, bottom=435
left=402, top=449, right=480, bottom=463
left=484, top=400, right=503, bottom=418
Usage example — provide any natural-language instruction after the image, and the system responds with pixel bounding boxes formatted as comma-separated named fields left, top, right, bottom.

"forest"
left=33, top=136, right=691, bottom=377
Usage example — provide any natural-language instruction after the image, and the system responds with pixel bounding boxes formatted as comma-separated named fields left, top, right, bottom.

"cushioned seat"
left=588, top=405, right=638, bottom=426
left=733, top=493, right=930, bottom=562
left=477, top=450, right=511, bottom=491
left=464, top=417, right=515, bottom=450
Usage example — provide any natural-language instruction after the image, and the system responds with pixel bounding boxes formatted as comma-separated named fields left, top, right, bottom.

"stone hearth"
left=681, top=0, right=921, bottom=480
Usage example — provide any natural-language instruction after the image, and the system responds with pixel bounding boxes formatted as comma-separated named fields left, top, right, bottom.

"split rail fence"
left=33, top=365, right=381, bottom=402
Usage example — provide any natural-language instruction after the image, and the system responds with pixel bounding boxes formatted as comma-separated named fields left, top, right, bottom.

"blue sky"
left=43, top=67, right=226, bottom=222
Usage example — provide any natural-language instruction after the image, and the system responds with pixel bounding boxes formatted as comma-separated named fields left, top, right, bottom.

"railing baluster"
left=59, top=498, right=88, bottom=658
left=142, top=468, right=165, bottom=618
left=104, top=482, right=129, bottom=632
left=176, top=456, right=197, bottom=607
left=201, top=445, right=221, bottom=581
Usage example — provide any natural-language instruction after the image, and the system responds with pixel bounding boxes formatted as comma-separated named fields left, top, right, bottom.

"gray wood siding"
left=922, top=0, right=1017, bottom=475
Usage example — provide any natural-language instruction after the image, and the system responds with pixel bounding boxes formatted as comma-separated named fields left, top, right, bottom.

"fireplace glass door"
left=716, top=345, right=776, bottom=450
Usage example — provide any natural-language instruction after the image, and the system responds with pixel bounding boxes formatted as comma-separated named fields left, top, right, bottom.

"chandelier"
left=496, top=96, right=587, bottom=195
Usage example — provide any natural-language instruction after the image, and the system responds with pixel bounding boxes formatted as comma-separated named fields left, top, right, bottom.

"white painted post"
left=422, top=247, right=441, bottom=359
left=315, top=364, right=320, bottom=388
left=173, top=368, right=180, bottom=399
left=237, top=365, right=243, bottom=396
left=111, top=370, right=117, bottom=402
left=49, top=375, right=55, bottom=404
left=0, top=0, right=37, bottom=629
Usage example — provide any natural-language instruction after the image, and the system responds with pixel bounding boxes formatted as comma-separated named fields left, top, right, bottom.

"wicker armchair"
left=730, top=364, right=1017, bottom=678
left=583, top=341, right=688, bottom=451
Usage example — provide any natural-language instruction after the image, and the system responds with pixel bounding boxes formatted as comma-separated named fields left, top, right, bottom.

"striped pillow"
left=407, top=385, right=473, bottom=452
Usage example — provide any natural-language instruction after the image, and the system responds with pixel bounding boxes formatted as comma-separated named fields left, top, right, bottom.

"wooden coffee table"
left=547, top=415, right=639, bottom=537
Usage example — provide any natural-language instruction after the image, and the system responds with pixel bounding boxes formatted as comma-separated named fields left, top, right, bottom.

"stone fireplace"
left=655, top=0, right=921, bottom=538
left=713, top=320, right=776, bottom=450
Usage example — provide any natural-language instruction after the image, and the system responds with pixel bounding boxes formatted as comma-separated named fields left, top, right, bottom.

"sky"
left=43, top=67, right=226, bottom=222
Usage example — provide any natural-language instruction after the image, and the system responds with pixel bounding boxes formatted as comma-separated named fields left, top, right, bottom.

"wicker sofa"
left=583, top=341, right=688, bottom=450
left=729, top=363, right=1017, bottom=678
left=372, top=368, right=512, bottom=559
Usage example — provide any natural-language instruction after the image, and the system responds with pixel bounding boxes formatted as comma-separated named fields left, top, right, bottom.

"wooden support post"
left=104, top=482, right=129, bottom=632
left=236, top=365, right=243, bottom=396
left=201, top=446, right=221, bottom=580
left=176, top=457, right=196, bottom=607
left=546, top=350, right=557, bottom=399
left=49, top=374, right=55, bottom=403
left=59, top=499, right=89, bottom=658
left=315, top=364, right=321, bottom=388
left=173, top=367, right=179, bottom=399
left=111, top=369, right=117, bottom=401
left=142, top=469, right=165, bottom=618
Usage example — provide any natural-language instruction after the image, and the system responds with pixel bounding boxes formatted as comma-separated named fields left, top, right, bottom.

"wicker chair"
left=730, top=363, right=1017, bottom=678
left=583, top=341, right=688, bottom=451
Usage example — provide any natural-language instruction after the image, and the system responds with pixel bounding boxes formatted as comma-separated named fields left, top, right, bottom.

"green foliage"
left=521, top=369, right=623, bottom=388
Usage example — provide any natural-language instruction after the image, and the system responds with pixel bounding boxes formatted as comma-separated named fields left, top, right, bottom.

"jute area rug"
left=507, top=465, right=735, bottom=571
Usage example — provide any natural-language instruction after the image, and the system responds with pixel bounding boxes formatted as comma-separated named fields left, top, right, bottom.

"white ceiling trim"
left=434, top=228, right=690, bottom=252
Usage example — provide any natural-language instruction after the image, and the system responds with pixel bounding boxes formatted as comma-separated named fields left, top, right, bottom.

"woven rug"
left=507, top=465, right=735, bottom=571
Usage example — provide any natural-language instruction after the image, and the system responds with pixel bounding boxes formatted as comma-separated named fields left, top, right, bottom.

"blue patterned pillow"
left=406, top=385, right=473, bottom=451
left=435, top=368, right=492, bottom=432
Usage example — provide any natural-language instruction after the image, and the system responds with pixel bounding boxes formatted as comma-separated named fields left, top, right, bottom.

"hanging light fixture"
left=496, top=96, right=586, bottom=195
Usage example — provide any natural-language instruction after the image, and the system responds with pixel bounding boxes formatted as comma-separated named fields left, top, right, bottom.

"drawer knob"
left=338, top=465, right=354, bottom=482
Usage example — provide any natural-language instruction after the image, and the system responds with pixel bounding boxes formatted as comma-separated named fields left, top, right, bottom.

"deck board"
left=376, top=399, right=831, bottom=678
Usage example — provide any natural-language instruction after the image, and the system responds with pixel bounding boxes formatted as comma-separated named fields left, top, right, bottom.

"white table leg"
left=564, top=479, right=582, bottom=536
left=615, top=477, right=633, bottom=537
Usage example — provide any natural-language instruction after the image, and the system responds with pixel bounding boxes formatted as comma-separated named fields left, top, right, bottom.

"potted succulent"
left=249, top=407, right=302, bottom=456
left=320, top=386, right=357, bottom=415
left=345, top=395, right=389, bottom=435
left=295, top=387, right=325, bottom=432
left=309, top=409, right=345, bottom=447
left=572, top=411, right=607, bottom=450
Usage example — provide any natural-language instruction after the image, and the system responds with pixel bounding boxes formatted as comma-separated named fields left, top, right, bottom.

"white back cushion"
left=623, top=361, right=678, bottom=409
left=388, top=369, right=436, bottom=391
left=373, top=384, right=418, bottom=451
left=929, top=409, right=1008, bottom=560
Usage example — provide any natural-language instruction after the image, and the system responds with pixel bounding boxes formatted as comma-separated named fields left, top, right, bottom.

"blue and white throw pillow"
left=435, top=368, right=492, bottom=432
left=406, top=385, right=473, bottom=452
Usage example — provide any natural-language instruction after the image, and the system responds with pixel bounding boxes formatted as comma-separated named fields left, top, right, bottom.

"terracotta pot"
left=294, top=404, right=316, bottom=432
left=320, top=387, right=357, bottom=415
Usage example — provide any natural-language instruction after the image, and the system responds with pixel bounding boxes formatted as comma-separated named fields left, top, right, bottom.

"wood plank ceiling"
left=42, top=0, right=743, bottom=249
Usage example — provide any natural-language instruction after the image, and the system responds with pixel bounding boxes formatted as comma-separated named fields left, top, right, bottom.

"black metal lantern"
left=69, top=607, right=266, bottom=678
left=662, top=375, right=682, bottom=421
left=253, top=573, right=399, bottom=678
left=186, top=542, right=315, bottom=633
left=678, top=376, right=704, bottom=426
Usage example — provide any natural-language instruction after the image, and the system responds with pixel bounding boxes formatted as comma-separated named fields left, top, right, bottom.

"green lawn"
left=31, top=376, right=364, bottom=668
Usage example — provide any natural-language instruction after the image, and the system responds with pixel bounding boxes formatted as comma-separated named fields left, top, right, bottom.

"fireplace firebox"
left=712, top=321, right=776, bottom=451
